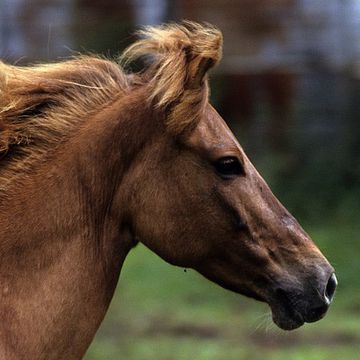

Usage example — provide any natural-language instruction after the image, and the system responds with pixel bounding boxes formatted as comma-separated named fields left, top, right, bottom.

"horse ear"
left=187, top=57, right=216, bottom=89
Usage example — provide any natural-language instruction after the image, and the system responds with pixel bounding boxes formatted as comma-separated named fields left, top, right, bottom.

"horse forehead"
left=190, top=105, right=240, bottom=151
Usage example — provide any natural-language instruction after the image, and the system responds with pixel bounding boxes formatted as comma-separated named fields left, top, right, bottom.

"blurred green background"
left=1, top=1, right=359, bottom=359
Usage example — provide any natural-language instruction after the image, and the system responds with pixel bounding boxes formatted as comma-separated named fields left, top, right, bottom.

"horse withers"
left=0, top=22, right=336, bottom=359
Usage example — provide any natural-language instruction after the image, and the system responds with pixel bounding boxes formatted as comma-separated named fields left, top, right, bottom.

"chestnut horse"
left=0, top=22, right=336, bottom=359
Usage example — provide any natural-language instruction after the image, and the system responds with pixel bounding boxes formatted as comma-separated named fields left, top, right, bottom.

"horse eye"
left=214, top=157, right=244, bottom=179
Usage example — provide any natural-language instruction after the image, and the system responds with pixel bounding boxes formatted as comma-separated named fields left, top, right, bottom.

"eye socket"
left=213, top=156, right=244, bottom=179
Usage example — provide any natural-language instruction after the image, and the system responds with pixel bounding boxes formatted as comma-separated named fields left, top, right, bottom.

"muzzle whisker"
left=251, top=310, right=273, bottom=334
left=264, top=313, right=278, bottom=334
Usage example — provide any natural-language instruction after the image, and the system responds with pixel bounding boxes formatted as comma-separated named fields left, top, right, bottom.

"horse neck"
left=0, top=89, right=153, bottom=359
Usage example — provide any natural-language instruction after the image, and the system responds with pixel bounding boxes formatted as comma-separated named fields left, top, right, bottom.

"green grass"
left=85, top=221, right=360, bottom=359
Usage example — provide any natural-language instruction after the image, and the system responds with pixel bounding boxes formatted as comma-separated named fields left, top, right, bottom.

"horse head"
left=123, top=22, right=336, bottom=330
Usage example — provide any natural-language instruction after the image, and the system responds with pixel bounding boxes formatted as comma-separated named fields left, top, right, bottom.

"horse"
left=0, top=22, right=336, bottom=359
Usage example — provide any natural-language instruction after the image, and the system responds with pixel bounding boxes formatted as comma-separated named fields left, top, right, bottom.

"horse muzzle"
left=268, top=271, right=337, bottom=330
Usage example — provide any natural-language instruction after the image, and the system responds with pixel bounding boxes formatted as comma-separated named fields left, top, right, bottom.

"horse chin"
left=233, top=286, right=304, bottom=330
left=270, top=306, right=305, bottom=330
left=268, top=296, right=305, bottom=330
left=240, top=288, right=305, bottom=330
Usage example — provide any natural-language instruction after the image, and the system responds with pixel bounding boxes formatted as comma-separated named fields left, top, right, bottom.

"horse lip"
left=269, top=300, right=305, bottom=330
left=268, top=289, right=305, bottom=330
left=272, top=309, right=305, bottom=330
left=304, top=310, right=327, bottom=323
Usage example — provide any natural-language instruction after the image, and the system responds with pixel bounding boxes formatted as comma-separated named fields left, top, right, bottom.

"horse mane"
left=0, top=56, right=129, bottom=190
left=0, top=21, right=222, bottom=190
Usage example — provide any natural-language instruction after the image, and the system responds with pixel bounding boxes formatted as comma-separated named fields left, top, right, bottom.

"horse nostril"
left=304, top=273, right=337, bottom=323
left=325, top=273, right=337, bottom=303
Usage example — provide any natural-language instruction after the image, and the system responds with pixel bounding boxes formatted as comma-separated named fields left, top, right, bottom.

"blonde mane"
left=0, top=21, right=222, bottom=190
left=0, top=56, right=130, bottom=190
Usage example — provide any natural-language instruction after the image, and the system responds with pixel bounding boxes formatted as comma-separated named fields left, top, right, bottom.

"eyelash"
left=213, top=156, right=245, bottom=179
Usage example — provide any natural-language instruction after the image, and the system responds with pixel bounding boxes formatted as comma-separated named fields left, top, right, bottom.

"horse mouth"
left=240, top=287, right=305, bottom=330
left=266, top=288, right=305, bottom=330
left=269, top=287, right=330, bottom=330
left=270, top=304, right=305, bottom=330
